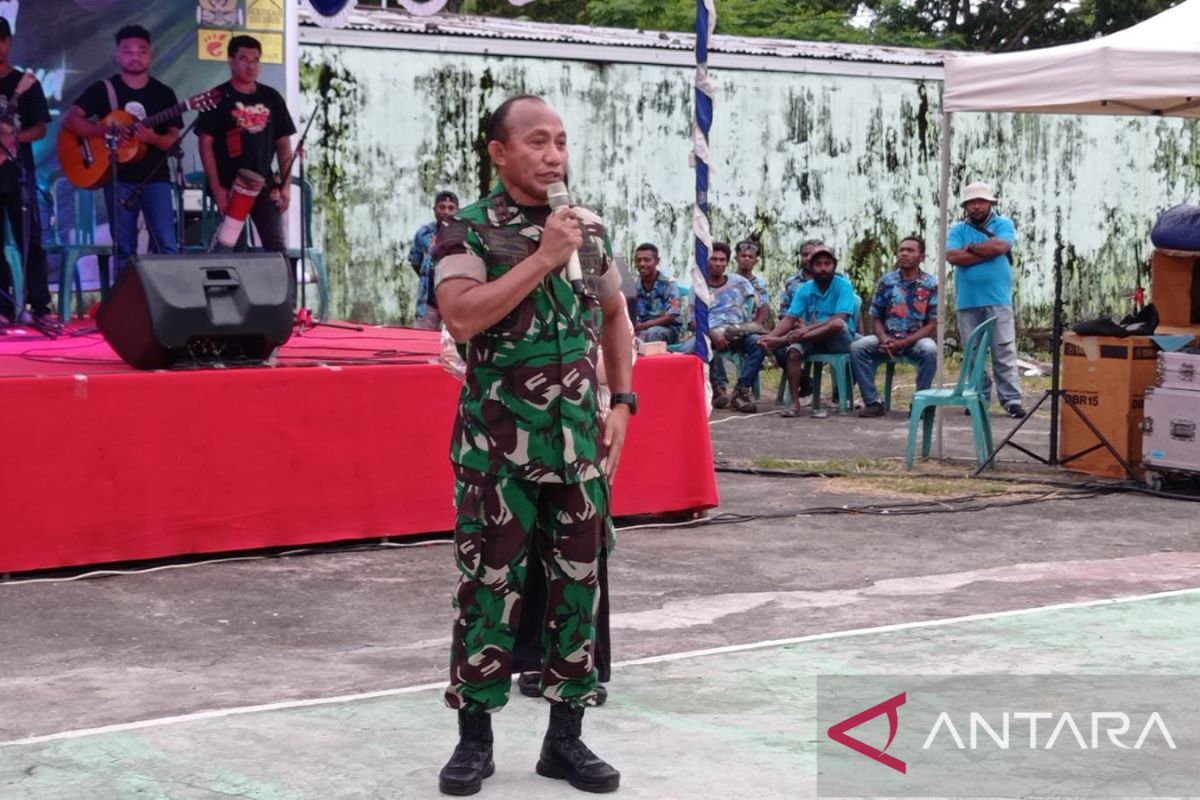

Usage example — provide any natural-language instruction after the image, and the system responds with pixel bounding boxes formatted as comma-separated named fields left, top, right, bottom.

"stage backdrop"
left=9, top=0, right=296, bottom=233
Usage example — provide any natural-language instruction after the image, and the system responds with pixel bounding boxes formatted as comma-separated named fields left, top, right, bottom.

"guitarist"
left=0, top=17, right=52, bottom=324
left=63, top=25, right=183, bottom=273
left=196, top=35, right=296, bottom=254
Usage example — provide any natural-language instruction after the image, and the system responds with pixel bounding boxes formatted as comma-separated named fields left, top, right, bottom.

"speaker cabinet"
left=97, top=253, right=295, bottom=369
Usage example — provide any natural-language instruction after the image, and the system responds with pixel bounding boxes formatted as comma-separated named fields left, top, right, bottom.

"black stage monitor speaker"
left=97, top=252, right=296, bottom=369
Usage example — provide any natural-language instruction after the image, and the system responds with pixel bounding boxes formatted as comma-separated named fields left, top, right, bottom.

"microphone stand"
left=120, top=116, right=202, bottom=254
left=279, top=111, right=358, bottom=335
left=101, top=124, right=121, bottom=305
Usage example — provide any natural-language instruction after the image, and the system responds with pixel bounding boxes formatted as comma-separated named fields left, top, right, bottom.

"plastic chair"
left=3, top=214, right=23, bottom=319
left=53, top=182, right=114, bottom=320
left=881, top=356, right=921, bottom=411
left=776, top=294, right=862, bottom=411
left=187, top=172, right=329, bottom=320
left=285, top=176, right=329, bottom=320
left=906, top=316, right=997, bottom=469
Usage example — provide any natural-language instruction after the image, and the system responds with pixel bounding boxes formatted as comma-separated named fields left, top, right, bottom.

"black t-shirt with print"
left=74, top=75, right=183, bottom=184
left=195, top=80, right=296, bottom=189
left=0, top=69, right=51, bottom=194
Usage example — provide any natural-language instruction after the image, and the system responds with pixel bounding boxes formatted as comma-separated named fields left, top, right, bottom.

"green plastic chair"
left=807, top=353, right=854, bottom=414
left=4, top=214, right=23, bottom=319
left=53, top=182, right=115, bottom=320
left=905, top=316, right=998, bottom=469
left=776, top=294, right=862, bottom=412
left=184, top=172, right=329, bottom=320
left=879, top=355, right=921, bottom=411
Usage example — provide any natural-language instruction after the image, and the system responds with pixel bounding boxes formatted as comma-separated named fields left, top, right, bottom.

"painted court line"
left=3, top=584, right=1199, bottom=749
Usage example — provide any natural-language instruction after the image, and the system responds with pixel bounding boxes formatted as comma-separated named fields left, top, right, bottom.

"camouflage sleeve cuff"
left=435, top=253, right=487, bottom=287
left=596, top=260, right=623, bottom=301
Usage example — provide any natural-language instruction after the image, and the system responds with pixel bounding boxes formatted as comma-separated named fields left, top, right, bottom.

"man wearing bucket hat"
left=946, top=181, right=1025, bottom=418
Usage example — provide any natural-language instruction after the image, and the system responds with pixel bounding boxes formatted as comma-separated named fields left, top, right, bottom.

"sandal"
left=780, top=406, right=803, bottom=418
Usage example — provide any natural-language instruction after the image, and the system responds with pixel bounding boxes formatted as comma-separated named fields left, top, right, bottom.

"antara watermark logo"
left=922, top=710, right=1177, bottom=751
left=827, top=692, right=1176, bottom=774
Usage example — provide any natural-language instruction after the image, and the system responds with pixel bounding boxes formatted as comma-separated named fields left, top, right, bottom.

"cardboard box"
left=1151, top=249, right=1200, bottom=329
left=1059, top=333, right=1159, bottom=478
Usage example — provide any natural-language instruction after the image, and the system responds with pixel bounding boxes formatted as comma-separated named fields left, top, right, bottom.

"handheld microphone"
left=545, top=181, right=586, bottom=297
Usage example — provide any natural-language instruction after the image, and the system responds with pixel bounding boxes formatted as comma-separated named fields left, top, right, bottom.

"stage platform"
left=0, top=323, right=718, bottom=574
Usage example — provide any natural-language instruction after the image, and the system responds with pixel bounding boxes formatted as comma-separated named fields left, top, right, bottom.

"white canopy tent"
left=931, top=0, right=1200, bottom=461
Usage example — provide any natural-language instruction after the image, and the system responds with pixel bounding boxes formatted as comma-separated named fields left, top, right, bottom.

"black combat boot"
left=535, top=703, right=620, bottom=793
left=439, top=709, right=495, bottom=796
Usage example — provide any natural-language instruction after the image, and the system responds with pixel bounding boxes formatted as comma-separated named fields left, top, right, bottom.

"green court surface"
left=4, top=590, right=1197, bottom=800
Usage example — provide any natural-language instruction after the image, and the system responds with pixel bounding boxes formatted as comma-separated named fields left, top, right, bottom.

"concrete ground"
left=3, top=394, right=1199, bottom=798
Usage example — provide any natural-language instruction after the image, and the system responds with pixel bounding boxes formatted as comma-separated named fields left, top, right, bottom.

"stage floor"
left=1, top=323, right=718, bottom=573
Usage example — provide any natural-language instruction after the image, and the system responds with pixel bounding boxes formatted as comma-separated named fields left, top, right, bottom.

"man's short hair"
left=228, top=35, right=262, bottom=58
left=900, top=234, right=926, bottom=253
left=0, top=18, right=12, bottom=40
left=712, top=241, right=731, bottom=259
left=635, top=243, right=659, bottom=258
left=735, top=240, right=760, bottom=256
left=485, top=95, right=546, bottom=144
left=435, top=190, right=459, bottom=206
left=116, top=25, right=151, bottom=45
left=800, top=238, right=824, bottom=250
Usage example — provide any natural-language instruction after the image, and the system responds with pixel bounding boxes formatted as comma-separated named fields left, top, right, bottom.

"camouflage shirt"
left=433, top=182, right=622, bottom=484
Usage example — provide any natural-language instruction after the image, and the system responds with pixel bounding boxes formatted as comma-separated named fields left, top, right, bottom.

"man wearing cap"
left=773, top=238, right=824, bottom=402
left=409, top=190, right=458, bottom=329
left=946, top=182, right=1024, bottom=418
left=760, top=245, right=857, bottom=418
left=734, top=239, right=770, bottom=325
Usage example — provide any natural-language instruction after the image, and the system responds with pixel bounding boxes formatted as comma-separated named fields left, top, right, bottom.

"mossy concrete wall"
left=299, top=44, right=1200, bottom=333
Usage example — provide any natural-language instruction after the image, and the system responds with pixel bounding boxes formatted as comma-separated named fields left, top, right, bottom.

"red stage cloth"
left=0, top=326, right=717, bottom=573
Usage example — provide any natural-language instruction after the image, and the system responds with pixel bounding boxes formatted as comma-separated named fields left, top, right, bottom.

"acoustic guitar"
left=58, top=87, right=222, bottom=190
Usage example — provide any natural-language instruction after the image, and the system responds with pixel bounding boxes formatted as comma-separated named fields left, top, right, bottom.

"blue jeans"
left=678, top=333, right=765, bottom=390
left=104, top=181, right=179, bottom=274
left=851, top=335, right=938, bottom=406
left=957, top=304, right=1022, bottom=406
left=637, top=325, right=678, bottom=344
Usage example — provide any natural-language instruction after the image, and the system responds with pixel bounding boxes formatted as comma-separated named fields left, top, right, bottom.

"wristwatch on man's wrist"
left=610, top=392, right=638, bottom=415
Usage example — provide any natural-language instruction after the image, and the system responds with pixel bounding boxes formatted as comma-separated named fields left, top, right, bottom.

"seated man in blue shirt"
left=678, top=241, right=765, bottom=413
left=852, top=235, right=939, bottom=417
left=632, top=242, right=681, bottom=344
left=760, top=245, right=857, bottom=418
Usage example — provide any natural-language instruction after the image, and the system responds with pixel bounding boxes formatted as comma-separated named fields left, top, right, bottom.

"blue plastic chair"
left=53, top=182, right=114, bottom=320
left=3, top=214, right=23, bottom=320
left=906, top=316, right=997, bottom=469
left=778, top=294, right=862, bottom=412
left=881, top=356, right=921, bottom=411
left=187, top=172, right=329, bottom=320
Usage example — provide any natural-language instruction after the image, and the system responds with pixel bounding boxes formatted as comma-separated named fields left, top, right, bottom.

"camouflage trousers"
left=445, top=470, right=610, bottom=713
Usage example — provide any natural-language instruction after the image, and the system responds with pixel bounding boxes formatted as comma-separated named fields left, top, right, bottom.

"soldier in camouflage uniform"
left=432, top=95, right=633, bottom=796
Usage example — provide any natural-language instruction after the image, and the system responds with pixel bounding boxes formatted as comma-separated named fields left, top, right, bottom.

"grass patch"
left=742, top=455, right=1052, bottom=498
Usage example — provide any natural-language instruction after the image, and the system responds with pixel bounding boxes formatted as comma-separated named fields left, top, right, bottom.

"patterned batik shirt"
left=744, top=273, right=770, bottom=314
left=779, top=272, right=807, bottom=318
left=869, top=268, right=939, bottom=340
left=635, top=271, right=681, bottom=333
left=432, top=182, right=622, bottom=484
left=704, top=273, right=758, bottom=329
left=408, top=220, right=438, bottom=319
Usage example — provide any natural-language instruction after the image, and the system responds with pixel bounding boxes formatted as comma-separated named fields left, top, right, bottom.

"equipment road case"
left=1143, top=385, right=1200, bottom=489
left=1157, top=351, right=1200, bottom=392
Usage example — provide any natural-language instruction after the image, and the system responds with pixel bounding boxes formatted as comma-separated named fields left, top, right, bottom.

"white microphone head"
left=546, top=181, right=570, bottom=210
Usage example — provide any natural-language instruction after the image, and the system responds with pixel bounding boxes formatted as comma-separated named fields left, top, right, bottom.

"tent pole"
left=935, top=111, right=953, bottom=460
